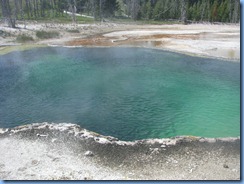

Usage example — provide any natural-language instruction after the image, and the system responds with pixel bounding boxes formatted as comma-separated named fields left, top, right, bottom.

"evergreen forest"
left=0, top=0, right=240, bottom=28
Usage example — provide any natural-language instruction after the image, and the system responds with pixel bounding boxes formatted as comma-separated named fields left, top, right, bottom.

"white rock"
left=51, top=138, right=57, bottom=143
left=0, top=128, right=8, bottom=134
left=95, top=137, right=110, bottom=144
left=84, top=151, right=94, bottom=157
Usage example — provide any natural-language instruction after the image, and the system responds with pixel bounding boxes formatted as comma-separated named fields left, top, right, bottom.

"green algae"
left=0, top=44, right=47, bottom=55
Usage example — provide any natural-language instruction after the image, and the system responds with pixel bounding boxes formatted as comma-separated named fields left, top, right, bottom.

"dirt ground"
left=0, top=123, right=240, bottom=180
left=0, top=22, right=240, bottom=60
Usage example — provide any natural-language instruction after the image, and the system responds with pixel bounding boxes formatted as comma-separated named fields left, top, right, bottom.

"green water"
left=0, top=47, right=240, bottom=140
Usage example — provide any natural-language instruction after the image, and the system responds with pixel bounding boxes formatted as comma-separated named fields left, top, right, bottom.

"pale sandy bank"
left=0, top=22, right=240, bottom=60
left=0, top=123, right=240, bottom=180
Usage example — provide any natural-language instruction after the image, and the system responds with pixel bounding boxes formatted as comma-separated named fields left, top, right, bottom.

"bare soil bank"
left=0, top=22, right=240, bottom=60
left=0, top=123, right=240, bottom=180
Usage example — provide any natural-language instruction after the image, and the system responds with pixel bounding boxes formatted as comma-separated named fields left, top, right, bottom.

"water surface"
left=0, top=47, right=240, bottom=140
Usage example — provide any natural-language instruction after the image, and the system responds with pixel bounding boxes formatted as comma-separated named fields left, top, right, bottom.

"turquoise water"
left=0, top=47, right=240, bottom=140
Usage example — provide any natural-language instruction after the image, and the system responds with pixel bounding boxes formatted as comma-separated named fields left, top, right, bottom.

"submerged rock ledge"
left=0, top=123, right=240, bottom=180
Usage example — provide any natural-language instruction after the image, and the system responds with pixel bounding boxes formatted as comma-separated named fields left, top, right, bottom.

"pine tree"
left=103, top=0, right=119, bottom=18
left=145, top=0, right=152, bottom=20
left=131, top=0, right=140, bottom=20
left=192, top=3, right=197, bottom=21
left=152, top=0, right=163, bottom=20
left=169, top=0, right=179, bottom=20
left=211, top=0, right=218, bottom=22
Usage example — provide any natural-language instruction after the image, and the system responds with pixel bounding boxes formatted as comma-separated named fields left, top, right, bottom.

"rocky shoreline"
left=0, top=123, right=240, bottom=180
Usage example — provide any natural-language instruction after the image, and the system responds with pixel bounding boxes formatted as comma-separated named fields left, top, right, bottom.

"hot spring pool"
left=0, top=47, right=240, bottom=141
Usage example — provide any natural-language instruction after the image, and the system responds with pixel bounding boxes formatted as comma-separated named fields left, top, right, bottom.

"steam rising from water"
left=0, top=47, right=240, bottom=141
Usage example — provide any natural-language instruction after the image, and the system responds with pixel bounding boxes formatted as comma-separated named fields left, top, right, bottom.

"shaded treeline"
left=0, top=0, right=240, bottom=28
left=124, top=0, right=240, bottom=23
left=0, top=0, right=119, bottom=27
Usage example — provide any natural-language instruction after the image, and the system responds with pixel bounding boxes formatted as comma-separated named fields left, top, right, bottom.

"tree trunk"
left=180, top=0, right=187, bottom=24
left=229, top=0, right=233, bottom=22
left=73, top=0, right=77, bottom=23
left=40, top=0, right=45, bottom=17
left=200, top=1, right=206, bottom=22
left=36, top=0, right=40, bottom=17
left=0, top=0, right=16, bottom=28
left=18, top=0, right=25, bottom=26
left=28, top=0, right=33, bottom=18
left=93, top=0, right=96, bottom=20
left=68, top=0, right=76, bottom=23
left=99, top=0, right=103, bottom=22
left=14, top=0, right=19, bottom=20
left=25, top=0, right=30, bottom=19
left=33, top=0, right=37, bottom=18
left=0, top=0, right=7, bottom=23
left=131, top=0, right=140, bottom=20
left=232, top=0, right=239, bottom=23
left=125, top=0, right=131, bottom=18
